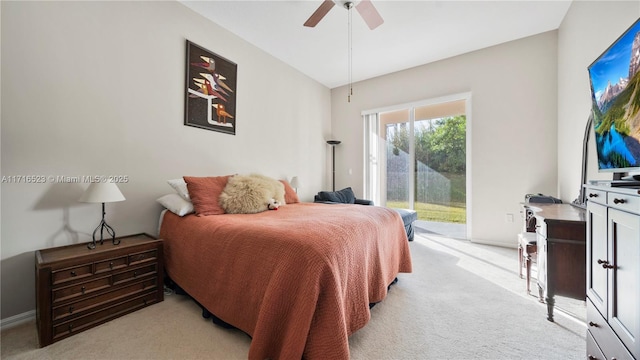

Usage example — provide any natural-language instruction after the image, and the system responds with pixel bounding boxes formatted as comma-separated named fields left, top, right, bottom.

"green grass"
left=386, top=201, right=466, bottom=224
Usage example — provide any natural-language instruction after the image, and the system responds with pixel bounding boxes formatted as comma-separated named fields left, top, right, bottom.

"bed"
left=159, top=201, right=412, bottom=360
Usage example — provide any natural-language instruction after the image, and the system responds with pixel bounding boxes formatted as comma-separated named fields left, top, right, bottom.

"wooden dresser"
left=585, top=185, right=639, bottom=360
left=525, top=203, right=586, bottom=322
left=35, top=233, right=164, bottom=347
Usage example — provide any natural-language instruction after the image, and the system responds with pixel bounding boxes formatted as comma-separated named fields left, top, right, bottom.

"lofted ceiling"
left=180, top=0, right=572, bottom=89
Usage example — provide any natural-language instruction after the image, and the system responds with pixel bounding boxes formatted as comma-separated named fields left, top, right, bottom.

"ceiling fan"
left=304, top=0, right=384, bottom=30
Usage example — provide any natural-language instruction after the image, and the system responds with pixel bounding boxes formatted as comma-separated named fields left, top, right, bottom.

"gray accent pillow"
left=317, top=187, right=356, bottom=204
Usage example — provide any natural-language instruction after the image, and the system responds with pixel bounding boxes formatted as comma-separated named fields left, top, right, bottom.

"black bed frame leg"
left=202, top=308, right=212, bottom=319
left=388, top=277, right=398, bottom=290
left=370, top=278, right=400, bottom=309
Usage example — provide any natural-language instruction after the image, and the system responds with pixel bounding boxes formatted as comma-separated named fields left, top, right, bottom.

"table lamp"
left=290, top=176, right=300, bottom=193
left=79, top=182, right=125, bottom=249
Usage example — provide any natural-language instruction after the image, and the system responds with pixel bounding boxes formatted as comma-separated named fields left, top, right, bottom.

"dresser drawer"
left=112, top=264, right=157, bottom=285
left=587, top=299, right=634, bottom=360
left=52, top=278, right=157, bottom=321
left=586, top=188, right=608, bottom=205
left=607, top=191, right=640, bottom=214
left=52, top=291, right=159, bottom=340
left=52, top=264, right=93, bottom=285
left=129, top=249, right=157, bottom=265
left=52, top=276, right=111, bottom=304
left=587, top=330, right=606, bottom=360
left=95, top=256, right=128, bottom=275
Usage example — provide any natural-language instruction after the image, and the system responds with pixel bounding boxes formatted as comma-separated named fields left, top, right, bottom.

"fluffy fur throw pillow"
left=219, top=174, right=286, bottom=214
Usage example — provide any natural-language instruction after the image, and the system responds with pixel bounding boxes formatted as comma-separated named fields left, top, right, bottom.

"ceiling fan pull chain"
left=303, top=0, right=383, bottom=96
left=348, top=2, right=353, bottom=102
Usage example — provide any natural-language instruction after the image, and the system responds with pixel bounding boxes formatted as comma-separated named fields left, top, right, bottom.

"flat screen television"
left=588, top=18, right=640, bottom=179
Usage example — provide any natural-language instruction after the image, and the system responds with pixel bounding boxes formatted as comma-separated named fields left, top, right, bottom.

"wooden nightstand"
left=35, top=233, right=164, bottom=347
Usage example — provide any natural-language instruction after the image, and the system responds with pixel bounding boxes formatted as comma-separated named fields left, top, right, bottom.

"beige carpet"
left=1, top=233, right=586, bottom=359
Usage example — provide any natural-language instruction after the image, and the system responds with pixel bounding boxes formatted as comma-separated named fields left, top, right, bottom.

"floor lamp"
left=327, top=140, right=341, bottom=191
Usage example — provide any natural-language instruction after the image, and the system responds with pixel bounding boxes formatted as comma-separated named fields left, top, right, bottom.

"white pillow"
left=167, top=178, right=190, bottom=201
left=156, top=193, right=194, bottom=216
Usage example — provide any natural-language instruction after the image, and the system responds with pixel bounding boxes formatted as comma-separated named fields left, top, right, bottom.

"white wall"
left=331, top=31, right=559, bottom=246
left=557, top=1, right=640, bottom=199
left=0, top=1, right=331, bottom=320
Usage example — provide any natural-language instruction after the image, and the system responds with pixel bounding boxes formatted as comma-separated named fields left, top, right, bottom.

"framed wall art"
left=184, top=40, right=237, bottom=135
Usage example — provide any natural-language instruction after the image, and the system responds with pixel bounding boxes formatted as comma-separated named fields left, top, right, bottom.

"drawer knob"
left=133, top=271, right=138, bottom=278
left=589, top=193, right=598, bottom=198
left=70, top=271, right=77, bottom=277
left=587, top=356, right=596, bottom=360
left=81, top=286, right=86, bottom=295
left=613, top=198, right=626, bottom=204
left=109, top=262, right=114, bottom=269
left=68, top=324, right=74, bottom=332
left=69, top=306, right=74, bottom=314
left=588, top=321, right=598, bottom=327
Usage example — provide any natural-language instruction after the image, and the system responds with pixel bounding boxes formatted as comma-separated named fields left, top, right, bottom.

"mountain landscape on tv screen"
left=592, top=27, right=640, bottom=170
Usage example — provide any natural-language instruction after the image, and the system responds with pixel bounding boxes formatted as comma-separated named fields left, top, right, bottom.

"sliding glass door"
left=384, top=109, right=412, bottom=209
left=364, top=95, right=469, bottom=239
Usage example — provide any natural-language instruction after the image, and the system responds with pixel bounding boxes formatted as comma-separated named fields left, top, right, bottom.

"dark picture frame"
left=184, top=40, right=237, bottom=135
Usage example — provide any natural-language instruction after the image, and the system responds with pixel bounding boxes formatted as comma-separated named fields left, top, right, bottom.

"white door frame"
left=362, top=92, right=472, bottom=239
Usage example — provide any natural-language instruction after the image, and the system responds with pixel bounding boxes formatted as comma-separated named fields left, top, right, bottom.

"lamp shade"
left=290, top=176, right=300, bottom=188
left=79, top=182, right=125, bottom=203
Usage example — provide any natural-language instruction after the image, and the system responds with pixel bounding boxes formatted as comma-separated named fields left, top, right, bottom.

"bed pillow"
left=220, top=174, right=285, bottom=214
left=316, top=187, right=356, bottom=204
left=156, top=193, right=194, bottom=216
left=167, top=178, right=190, bottom=201
left=280, top=180, right=300, bottom=204
left=183, top=175, right=232, bottom=216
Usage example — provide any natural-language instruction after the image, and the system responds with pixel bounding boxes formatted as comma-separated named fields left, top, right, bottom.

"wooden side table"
left=35, top=233, right=164, bottom=347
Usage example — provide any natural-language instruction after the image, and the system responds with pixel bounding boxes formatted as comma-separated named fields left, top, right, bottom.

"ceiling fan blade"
left=304, top=0, right=336, bottom=27
left=355, top=0, right=384, bottom=30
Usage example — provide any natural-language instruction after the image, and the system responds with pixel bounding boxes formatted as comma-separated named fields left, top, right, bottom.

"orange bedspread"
left=159, top=202, right=412, bottom=359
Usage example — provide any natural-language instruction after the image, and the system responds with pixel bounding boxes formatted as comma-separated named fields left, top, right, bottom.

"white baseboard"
left=1, top=310, right=35, bottom=331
